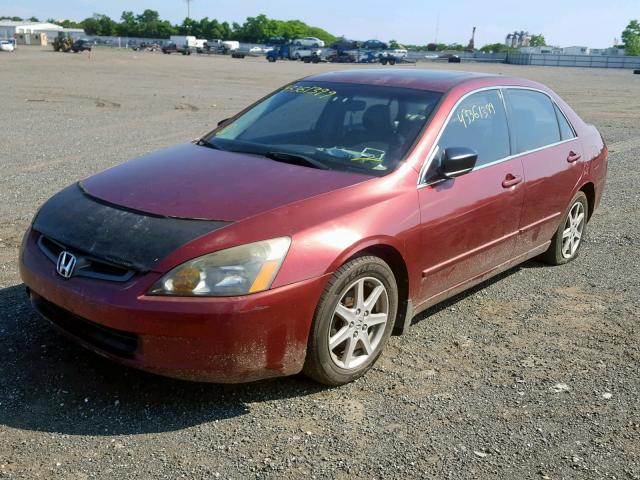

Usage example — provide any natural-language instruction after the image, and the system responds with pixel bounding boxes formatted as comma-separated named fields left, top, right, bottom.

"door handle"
left=502, top=174, right=523, bottom=188
left=567, top=151, right=581, bottom=163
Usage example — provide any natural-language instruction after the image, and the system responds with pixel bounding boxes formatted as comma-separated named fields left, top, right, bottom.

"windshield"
left=202, top=81, right=442, bottom=176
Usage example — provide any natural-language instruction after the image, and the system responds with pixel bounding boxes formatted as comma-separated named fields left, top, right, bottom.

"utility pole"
left=185, top=0, right=193, bottom=19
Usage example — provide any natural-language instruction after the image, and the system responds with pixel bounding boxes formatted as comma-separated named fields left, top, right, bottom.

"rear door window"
left=435, top=89, right=510, bottom=168
left=554, top=104, right=576, bottom=140
left=505, top=89, right=561, bottom=154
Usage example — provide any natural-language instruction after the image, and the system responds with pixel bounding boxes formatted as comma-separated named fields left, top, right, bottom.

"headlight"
left=148, top=237, right=291, bottom=297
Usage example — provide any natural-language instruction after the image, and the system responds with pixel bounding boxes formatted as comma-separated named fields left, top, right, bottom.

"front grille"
left=37, top=234, right=135, bottom=282
left=32, top=294, right=138, bottom=359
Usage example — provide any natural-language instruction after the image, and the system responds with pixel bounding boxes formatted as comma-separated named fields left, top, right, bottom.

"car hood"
left=81, top=143, right=372, bottom=221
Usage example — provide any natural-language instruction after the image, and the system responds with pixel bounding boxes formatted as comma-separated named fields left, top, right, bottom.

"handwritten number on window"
left=282, top=84, right=337, bottom=99
left=455, top=102, right=496, bottom=128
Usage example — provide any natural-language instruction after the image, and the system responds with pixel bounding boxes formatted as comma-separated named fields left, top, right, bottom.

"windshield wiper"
left=265, top=151, right=329, bottom=170
left=195, top=138, right=223, bottom=150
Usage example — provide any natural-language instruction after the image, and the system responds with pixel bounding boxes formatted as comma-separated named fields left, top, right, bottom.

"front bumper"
left=20, top=230, right=329, bottom=383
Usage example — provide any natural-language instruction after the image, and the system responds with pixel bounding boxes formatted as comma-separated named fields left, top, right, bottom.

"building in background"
left=519, top=45, right=562, bottom=54
left=590, top=47, right=625, bottom=56
left=0, top=20, right=84, bottom=42
left=518, top=45, right=625, bottom=56
left=562, top=46, right=590, bottom=55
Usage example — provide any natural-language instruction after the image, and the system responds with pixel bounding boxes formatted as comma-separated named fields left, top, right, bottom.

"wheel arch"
left=579, top=181, right=596, bottom=221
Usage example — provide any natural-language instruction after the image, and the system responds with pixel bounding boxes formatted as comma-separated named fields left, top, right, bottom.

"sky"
left=0, top=0, right=636, bottom=48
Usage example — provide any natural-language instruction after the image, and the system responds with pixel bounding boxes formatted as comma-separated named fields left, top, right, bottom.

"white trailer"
left=170, top=35, right=197, bottom=48
left=222, top=40, right=240, bottom=51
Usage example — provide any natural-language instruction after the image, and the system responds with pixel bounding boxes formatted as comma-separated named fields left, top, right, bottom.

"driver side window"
left=431, top=89, right=510, bottom=177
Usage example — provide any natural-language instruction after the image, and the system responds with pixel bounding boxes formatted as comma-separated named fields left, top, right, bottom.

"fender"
left=325, top=235, right=407, bottom=276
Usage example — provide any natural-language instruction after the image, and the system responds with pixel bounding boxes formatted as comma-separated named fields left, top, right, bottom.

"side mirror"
left=439, top=147, right=478, bottom=179
left=217, top=118, right=230, bottom=127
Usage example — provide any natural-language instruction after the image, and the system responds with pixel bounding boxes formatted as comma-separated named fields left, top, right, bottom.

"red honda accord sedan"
left=20, top=69, right=607, bottom=385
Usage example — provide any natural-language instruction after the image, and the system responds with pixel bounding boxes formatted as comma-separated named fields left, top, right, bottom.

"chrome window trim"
left=417, top=85, right=578, bottom=188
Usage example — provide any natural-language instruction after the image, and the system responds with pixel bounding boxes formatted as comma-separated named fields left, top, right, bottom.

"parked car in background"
left=21, top=70, right=607, bottom=386
left=249, top=46, right=272, bottom=54
left=437, top=53, right=461, bottom=63
left=362, top=39, right=388, bottom=50
left=266, top=44, right=313, bottom=62
left=0, top=40, right=15, bottom=52
left=71, top=39, right=92, bottom=52
left=161, top=43, right=177, bottom=54
left=388, top=48, right=408, bottom=58
left=293, top=47, right=322, bottom=60
left=132, top=42, right=160, bottom=52
left=294, top=37, right=325, bottom=47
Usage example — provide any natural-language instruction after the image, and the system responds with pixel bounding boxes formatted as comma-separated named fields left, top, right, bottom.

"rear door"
left=417, top=89, right=525, bottom=303
left=504, top=89, right=585, bottom=253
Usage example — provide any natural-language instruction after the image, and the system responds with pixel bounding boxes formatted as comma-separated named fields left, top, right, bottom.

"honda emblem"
left=56, top=251, right=77, bottom=279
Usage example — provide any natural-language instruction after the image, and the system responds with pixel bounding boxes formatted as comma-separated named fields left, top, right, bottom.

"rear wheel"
left=303, top=256, right=397, bottom=385
left=539, top=191, right=588, bottom=265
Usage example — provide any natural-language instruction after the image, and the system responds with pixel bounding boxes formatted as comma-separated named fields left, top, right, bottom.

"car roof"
left=305, top=69, right=513, bottom=93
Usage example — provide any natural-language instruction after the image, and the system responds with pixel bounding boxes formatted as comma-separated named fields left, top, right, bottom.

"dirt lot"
left=0, top=47, right=638, bottom=479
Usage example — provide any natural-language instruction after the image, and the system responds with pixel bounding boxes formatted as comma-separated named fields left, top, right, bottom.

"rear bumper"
left=20, top=229, right=329, bottom=383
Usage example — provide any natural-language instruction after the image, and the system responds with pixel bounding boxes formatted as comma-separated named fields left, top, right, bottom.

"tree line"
left=0, top=12, right=336, bottom=44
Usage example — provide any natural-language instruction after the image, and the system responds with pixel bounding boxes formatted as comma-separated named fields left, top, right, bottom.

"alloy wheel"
left=561, top=201, right=585, bottom=259
left=328, top=277, right=389, bottom=369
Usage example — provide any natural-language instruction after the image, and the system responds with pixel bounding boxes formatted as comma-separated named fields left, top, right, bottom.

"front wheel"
left=303, top=256, right=398, bottom=386
left=539, top=191, right=588, bottom=265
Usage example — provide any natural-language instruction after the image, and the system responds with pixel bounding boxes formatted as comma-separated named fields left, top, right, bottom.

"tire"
left=303, top=256, right=398, bottom=386
left=267, top=57, right=276, bottom=62
left=389, top=58, right=396, bottom=65
left=380, top=58, right=388, bottom=65
left=539, top=191, right=588, bottom=265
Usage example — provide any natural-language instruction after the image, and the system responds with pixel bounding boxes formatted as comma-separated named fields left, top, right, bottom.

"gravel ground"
left=0, top=47, right=639, bottom=479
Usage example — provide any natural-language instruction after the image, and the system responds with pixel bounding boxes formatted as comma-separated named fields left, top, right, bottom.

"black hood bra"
left=32, top=183, right=230, bottom=272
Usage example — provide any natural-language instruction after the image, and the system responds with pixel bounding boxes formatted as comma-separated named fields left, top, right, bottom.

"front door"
left=417, top=88, right=525, bottom=304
